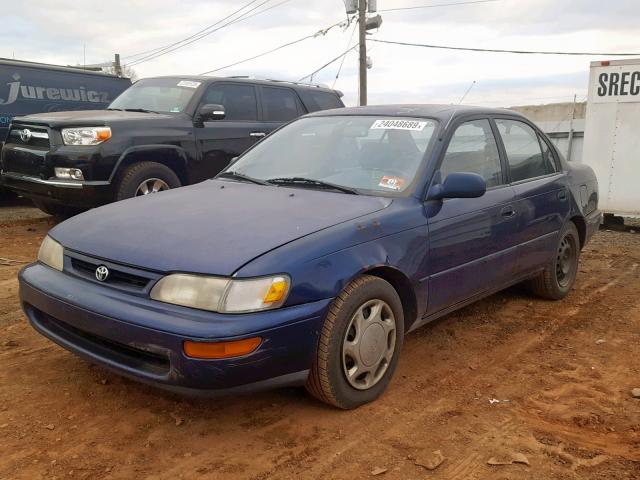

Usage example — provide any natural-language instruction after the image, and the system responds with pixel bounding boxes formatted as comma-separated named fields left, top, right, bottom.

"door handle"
left=558, top=190, right=568, bottom=201
left=249, top=132, right=266, bottom=138
left=500, top=206, right=516, bottom=218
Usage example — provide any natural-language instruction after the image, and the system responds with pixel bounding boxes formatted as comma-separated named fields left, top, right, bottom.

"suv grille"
left=8, top=124, right=50, bottom=149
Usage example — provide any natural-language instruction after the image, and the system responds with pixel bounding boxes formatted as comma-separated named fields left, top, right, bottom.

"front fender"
left=108, top=145, right=189, bottom=182
left=236, top=207, right=430, bottom=323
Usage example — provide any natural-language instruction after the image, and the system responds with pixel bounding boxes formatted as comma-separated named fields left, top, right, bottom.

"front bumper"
left=19, top=263, right=331, bottom=395
left=1, top=172, right=112, bottom=207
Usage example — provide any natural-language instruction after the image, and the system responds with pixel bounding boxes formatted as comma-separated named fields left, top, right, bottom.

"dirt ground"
left=1, top=203, right=639, bottom=480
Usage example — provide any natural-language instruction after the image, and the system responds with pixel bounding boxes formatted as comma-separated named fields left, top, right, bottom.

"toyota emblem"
left=20, top=129, right=32, bottom=143
left=95, top=265, right=109, bottom=282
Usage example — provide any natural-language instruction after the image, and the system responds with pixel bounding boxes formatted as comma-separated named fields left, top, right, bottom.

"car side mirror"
left=198, top=104, right=225, bottom=122
left=427, top=172, right=486, bottom=201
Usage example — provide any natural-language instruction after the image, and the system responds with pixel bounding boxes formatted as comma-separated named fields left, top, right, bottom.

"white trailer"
left=583, top=58, right=640, bottom=217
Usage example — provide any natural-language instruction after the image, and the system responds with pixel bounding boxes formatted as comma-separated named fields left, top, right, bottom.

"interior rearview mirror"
left=427, top=172, right=486, bottom=201
left=198, top=104, right=225, bottom=121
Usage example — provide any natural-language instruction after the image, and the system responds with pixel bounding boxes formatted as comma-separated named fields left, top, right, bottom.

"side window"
left=308, top=91, right=343, bottom=110
left=496, top=119, right=556, bottom=182
left=262, top=87, right=302, bottom=122
left=201, top=84, right=258, bottom=121
left=538, top=134, right=559, bottom=173
left=440, top=119, right=503, bottom=188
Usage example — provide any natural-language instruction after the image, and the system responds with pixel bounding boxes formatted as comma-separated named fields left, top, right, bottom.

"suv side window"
left=440, top=119, right=503, bottom=188
left=201, top=83, right=258, bottom=121
left=496, top=119, right=557, bottom=182
left=262, top=87, right=303, bottom=122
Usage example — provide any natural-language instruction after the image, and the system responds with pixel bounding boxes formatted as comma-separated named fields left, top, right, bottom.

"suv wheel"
left=306, top=275, right=404, bottom=409
left=115, top=162, right=181, bottom=201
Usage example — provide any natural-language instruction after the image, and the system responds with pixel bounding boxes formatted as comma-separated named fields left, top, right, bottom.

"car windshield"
left=108, top=78, right=200, bottom=114
left=224, top=116, right=438, bottom=195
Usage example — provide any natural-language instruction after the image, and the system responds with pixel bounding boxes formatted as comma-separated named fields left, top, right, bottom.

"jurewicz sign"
left=0, top=58, right=130, bottom=141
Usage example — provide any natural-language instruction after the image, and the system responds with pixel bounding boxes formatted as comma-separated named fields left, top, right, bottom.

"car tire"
left=528, top=221, right=580, bottom=300
left=32, top=199, right=83, bottom=218
left=115, top=162, right=181, bottom=201
left=306, top=275, right=404, bottom=409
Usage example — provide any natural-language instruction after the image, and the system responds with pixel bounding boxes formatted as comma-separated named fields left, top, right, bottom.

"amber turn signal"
left=183, top=337, right=262, bottom=359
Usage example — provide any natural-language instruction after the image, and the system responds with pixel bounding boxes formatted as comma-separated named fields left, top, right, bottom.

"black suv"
left=0, top=76, right=344, bottom=215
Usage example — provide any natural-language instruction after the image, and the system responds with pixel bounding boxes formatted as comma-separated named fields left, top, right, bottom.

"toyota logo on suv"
left=19, top=128, right=32, bottom=142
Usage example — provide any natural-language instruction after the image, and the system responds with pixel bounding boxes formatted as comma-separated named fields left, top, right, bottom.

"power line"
left=378, top=0, right=500, bottom=12
left=128, top=0, right=270, bottom=66
left=333, top=19, right=358, bottom=88
left=370, top=38, right=640, bottom=56
left=299, top=44, right=359, bottom=82
left=199, top=18, right=353, bottom=75
left=127, top=0, right=288, bottom=67
left=123, top=0, right=263, bottom=62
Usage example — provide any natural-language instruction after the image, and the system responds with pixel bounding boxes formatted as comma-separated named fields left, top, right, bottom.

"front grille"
left=8, top=124, right=50, bottom=148
left=2, top=124, right=50, bottom=177
left=70, top=257, right=153, bottom=291
left=28, top=304, right=170, bottom=376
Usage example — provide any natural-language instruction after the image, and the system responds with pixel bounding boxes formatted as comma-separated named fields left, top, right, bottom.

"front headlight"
left=150, top=274, right=290, bottom=313
left=61, top=126, right=112, bottom=146
left=37, top=235, right=64, bottom=271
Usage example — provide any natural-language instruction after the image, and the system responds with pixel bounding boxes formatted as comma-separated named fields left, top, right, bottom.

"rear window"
left=299, top=90, right=344, bottom=112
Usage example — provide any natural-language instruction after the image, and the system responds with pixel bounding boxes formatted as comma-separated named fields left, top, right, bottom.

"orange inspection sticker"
left=379, top=176, right=405, bottom=190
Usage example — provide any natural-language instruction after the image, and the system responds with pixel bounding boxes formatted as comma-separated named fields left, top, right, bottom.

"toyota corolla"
left=19, top=105, right=601, bottom=409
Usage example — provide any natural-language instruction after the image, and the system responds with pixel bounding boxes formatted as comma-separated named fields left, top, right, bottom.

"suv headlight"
left=61, top=127, right=111, bottom=146
left=150, top=274, right=290, bottom=313
left=37, top=235, right=64, bottom=271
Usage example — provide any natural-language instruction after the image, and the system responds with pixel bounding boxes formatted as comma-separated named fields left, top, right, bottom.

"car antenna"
left=440, top=80, right=476, bottom=140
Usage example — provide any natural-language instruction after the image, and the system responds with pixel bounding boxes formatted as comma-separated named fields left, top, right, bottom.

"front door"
left=425, top=118, right=519, bottom=315
left=192, top=83, right=265, bottom=182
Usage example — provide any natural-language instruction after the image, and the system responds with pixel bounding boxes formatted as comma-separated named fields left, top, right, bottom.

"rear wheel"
left=528, top=222, right=580, bottom=300
left=32, top=199, right=83, bottom=218
left=115, top=162, right=181, bottom=201
left=306, top=275, right=404, bottom=409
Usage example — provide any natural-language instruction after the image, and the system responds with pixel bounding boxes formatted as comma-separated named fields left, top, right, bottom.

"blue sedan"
left=19, top=105, right=601, bottom=408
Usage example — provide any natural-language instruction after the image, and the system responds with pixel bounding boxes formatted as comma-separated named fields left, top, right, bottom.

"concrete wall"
left=510, top=102, right=586, bottom=162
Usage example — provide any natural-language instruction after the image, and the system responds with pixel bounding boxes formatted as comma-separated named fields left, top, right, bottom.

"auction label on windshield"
left=370, top=119, right=427, bottom=131
left=177, top=80, right=201, bottom=88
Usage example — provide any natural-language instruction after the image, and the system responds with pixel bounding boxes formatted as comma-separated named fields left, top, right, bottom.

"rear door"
left=426, top=117, right=519, bottom=314
left=258, top=85, right=307, bottom=136
left=192, top=82, right=264, bottom=181
left=494, top=117, right=570, bottom=276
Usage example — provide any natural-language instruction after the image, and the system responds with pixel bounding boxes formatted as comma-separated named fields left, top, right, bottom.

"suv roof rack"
left=225, top=75, right=330, bottom=90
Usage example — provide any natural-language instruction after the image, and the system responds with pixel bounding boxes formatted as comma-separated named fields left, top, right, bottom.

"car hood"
left=13, top=110, right=173, bottom=128
left=50, top=180, right=392, bottom=276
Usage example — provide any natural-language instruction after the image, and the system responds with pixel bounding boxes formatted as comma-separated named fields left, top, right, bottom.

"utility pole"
left=114, top=53, right=123, bottom=77
left=358, top=0, right=367, bottom=106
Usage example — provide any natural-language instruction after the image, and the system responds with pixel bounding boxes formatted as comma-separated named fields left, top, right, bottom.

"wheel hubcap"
left=135, top=178, right=170, bottom=196
left=342, top=299, right=396, bottom=390
left=556, top=234, right=576, bottom=287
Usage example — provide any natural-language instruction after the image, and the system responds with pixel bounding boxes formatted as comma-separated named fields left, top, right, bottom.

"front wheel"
left=528, top=222, right=580, bottom=300
left=306, top=275, right=404, bottom=409
left=115, top=162, right=181, bottom=201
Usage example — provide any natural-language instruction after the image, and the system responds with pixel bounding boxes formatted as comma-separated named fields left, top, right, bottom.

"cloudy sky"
left=2, top=0, right=639, bottom=107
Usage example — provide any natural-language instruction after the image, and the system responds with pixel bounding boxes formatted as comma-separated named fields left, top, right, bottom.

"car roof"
left=144, top=75, right=341, bottom=95
left=305, top=104, right=524, bottom=121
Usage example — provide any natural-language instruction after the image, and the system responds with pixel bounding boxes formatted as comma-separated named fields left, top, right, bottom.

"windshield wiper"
left=122, top=108, right=160, bottom=114
left=217, top=171, right=270, bottom=186
left=266, top=177, right=359, bottom=195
